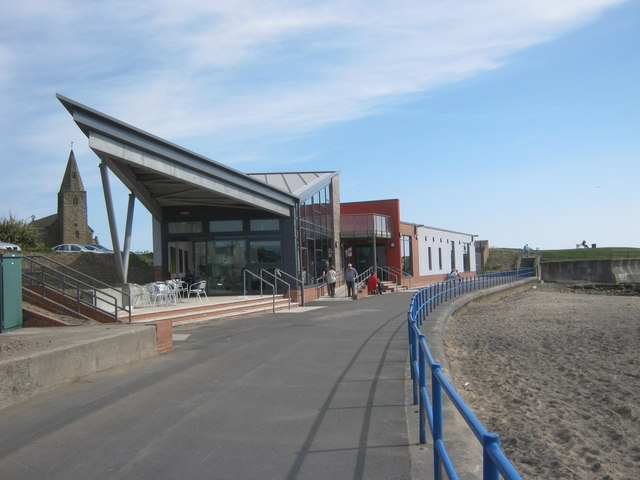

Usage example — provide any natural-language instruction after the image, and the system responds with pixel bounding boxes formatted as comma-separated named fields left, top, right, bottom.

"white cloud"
left=0, top=0, right=627, bottom=158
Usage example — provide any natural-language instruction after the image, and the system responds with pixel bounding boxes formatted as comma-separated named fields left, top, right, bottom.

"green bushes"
left=0, top=214, right=41, bottom=249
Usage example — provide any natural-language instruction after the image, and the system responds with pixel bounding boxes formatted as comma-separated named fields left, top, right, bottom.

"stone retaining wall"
left=541, top=259, right=640, bottom=284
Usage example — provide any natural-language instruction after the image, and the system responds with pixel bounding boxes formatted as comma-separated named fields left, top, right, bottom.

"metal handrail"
left=274, top=268, right=305, bottom=306
left=355, top=267, right=373, bottom=292
left=377, top=266, right=400, bottom=284
left=24, top=255, right=122, bottom=291
left=243, top=269, right=276, bottom=312
left=21, top=256, right=131, bottom=322
left=260, top=269, right=291, bottom=310
left=274, top=268, right=303, bottom=288
left=407, top=268, right=535, bottom=480
left=387, top=264, right=412, bottom=279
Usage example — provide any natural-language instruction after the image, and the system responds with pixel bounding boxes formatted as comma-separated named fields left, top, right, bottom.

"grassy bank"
left=540, top=248, right=640, bottom=261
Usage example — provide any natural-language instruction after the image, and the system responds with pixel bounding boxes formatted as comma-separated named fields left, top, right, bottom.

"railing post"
left=418, top=335, right=427, bottom=445
left=432, top=363, right=443, bottom=480
left=243, top=271, right=247, bottom=297
left=430, top=285, right=434, bottom=312
left=409, top=319, right=418, bottom=405
left=483, top=433, right=501, bottom=480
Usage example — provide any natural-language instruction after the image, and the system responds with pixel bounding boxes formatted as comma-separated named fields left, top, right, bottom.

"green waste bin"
left=1, top=253, right=23, bottom=332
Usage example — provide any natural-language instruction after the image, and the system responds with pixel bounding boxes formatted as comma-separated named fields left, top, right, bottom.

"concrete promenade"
left=0, top=291, right=430, bottom=479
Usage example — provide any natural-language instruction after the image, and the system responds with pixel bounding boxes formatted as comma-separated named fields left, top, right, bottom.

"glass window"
left=250, top=219, right=280, bottom=232
left=210, top=220, right=243, bottom=233
left=168, top=221, right=202, bottom=234
left=401, top=234, right=413, bottom=275
left=250, top=240, right=282, bottom=263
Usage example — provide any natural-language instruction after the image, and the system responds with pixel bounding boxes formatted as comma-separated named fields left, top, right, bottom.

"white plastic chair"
left=175, top=280, right=188, bottom=299
left=188, top=280, right=208, bottom=301
left=150, top=283, right=166, bottom=306
left=164, top=282, right=178, bottom=305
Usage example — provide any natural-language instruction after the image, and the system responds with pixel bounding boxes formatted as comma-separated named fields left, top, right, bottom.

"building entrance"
left=169, top=240, right=247, bottom=295
left=353, top=244, right=387, bottom=275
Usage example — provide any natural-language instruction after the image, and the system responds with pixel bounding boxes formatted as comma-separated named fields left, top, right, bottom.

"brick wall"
left=146, top=319, right=173, bottom=353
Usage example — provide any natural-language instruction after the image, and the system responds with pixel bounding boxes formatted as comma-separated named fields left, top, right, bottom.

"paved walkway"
left=0, top=291, right=429, bottom=480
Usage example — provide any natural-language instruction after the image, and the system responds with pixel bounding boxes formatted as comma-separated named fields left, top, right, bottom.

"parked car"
left=85, top=244, right=113, bottom=253
left=0, top=241, right=21, bottom=251
left=52, top=244, right=93, bottom=253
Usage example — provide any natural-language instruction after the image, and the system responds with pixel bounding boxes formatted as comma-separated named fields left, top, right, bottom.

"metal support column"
left=121, top=193, right=136, bottom=283
left=99, top=162, right=125, bottom=284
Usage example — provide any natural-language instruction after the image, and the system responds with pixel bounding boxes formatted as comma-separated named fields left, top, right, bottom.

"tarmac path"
left=0, top=292, right=416, bottom=480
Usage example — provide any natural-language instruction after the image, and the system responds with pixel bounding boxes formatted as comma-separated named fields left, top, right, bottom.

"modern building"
left=341, top=199, right=476, bottom=287
left=32, top=149, right=96, bottom=247
left=58, top=94, right=476, bottom=295
left=57, top=94, right=340, bottom=294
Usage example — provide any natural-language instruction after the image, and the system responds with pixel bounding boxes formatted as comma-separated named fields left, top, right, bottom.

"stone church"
left=33, top=149, right=96, bottom=247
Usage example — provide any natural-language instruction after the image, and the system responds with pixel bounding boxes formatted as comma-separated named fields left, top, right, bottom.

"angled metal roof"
left=57, top=94, right=299, bottom=219
left=248, top=171, right=338, bottom=202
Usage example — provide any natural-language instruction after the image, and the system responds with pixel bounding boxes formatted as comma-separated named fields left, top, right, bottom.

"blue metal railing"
left=407, top=268, right=535, bottom=480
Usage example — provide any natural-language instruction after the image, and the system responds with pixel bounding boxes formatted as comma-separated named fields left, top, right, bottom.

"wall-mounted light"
left=390, top=242, right=396, bottom=248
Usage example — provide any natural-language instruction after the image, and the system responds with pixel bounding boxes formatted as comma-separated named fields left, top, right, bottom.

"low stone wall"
left=0, top=325, right=157, bottom=410
left=541, top=259, right=640, bottom=284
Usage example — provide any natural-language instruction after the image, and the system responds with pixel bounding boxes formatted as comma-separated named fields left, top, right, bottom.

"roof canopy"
left=57, top=94, right=336, bottom=219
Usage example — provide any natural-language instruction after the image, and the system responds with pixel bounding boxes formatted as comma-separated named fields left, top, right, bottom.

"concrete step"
left=126, top=296, right=297, bottom=325
left=379, top=281, right=408, bottom=293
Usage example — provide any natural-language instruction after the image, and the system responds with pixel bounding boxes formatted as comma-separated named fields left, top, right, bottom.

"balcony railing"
left=340, top=213, right=392, bottom=239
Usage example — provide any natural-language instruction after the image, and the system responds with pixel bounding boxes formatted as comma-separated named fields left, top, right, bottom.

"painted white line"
left=172, top=334, right=192, bottom=341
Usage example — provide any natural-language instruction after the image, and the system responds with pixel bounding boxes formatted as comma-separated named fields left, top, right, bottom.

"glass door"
left=354, top=245, right=373, bottom=275
left=208, top=239, right=246, bottom=294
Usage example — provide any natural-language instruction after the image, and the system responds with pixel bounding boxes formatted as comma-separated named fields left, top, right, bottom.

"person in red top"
left=368, top=273, right=381, bottom=294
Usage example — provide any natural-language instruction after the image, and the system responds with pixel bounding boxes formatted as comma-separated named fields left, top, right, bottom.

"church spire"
left=59, top=148, right=85, bottom=192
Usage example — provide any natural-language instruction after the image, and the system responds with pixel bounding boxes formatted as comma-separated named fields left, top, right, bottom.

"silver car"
left=52, top=244, right=93, bottom=253
left=0, top=241, right=21, bottom=251
left=84, top=244, right=113, bottom=253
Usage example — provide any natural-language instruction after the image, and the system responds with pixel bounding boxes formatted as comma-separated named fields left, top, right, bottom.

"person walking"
left=345, top=263, right=358, bottom=297
left=326, top=265, right=337, bottom=297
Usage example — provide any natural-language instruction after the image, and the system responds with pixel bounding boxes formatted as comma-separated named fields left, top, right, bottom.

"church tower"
left=57, top=149, right=94, bottom=245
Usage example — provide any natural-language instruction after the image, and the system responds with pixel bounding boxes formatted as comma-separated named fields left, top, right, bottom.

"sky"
left=1, top=0, right=638, bottom=252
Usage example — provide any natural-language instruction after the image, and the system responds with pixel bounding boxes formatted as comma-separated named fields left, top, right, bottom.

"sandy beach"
left=445, top=283, right=640, bottom=479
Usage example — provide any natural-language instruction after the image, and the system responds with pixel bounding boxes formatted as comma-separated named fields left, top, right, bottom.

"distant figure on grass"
left=368, top=272, right=382, bottom=295
left=345, top=263, right=358, bottom=297
left=577, top=240, right=590, bottom=248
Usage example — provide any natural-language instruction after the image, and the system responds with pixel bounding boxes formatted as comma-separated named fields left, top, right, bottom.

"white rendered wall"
left=416, top=226, right=476, bottom=276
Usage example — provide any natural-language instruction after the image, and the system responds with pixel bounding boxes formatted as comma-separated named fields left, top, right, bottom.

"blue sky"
left=1, top=0, right=638, bottom=251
